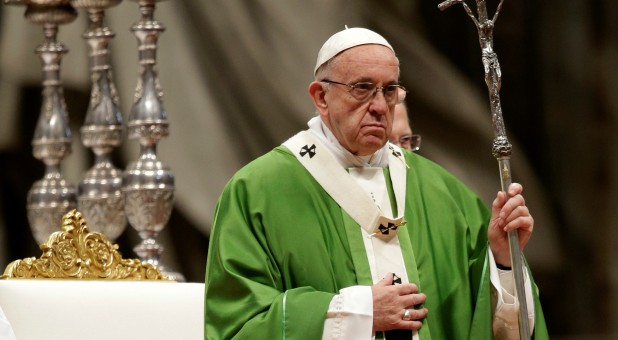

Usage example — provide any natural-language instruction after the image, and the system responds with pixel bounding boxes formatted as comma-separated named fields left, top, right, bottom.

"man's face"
left=315, top=45, right=400, bottom=156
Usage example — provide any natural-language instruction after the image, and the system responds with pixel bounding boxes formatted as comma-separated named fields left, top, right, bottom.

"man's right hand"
left=372, top=273, right=428, bottom=332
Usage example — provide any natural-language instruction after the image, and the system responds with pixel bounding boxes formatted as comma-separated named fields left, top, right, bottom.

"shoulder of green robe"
left=404, top=151, right=488, bottom=212
left=223, top=146, right=306, bottom=187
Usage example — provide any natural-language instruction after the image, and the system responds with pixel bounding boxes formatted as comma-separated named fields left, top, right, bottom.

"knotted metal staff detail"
left=438, top=1, right=531, bottom=339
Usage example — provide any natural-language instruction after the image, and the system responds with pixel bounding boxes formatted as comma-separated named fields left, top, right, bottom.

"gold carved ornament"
left=1, top=210, right=169, bottom=280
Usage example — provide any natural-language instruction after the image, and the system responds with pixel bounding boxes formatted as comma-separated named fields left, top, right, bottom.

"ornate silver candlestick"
left=123, top=0, right=183, bottom=281
left=6, top=0, right=79, bottom=245
left=71, top=0, right=127, bottom=241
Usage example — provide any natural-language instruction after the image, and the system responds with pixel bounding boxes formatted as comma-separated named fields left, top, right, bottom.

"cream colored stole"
left=283, top=131, right=407, bottom=235
left=284, top=130, right=414, bottom=276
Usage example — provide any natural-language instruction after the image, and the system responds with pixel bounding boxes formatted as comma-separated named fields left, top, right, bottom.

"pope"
left=204, top=27, right=549, bottom=340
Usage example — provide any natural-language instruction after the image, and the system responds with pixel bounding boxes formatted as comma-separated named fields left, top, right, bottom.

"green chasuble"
left=204, top=146, right=549, bottom=340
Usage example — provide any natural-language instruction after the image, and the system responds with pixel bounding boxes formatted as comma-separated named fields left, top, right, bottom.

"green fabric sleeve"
left=205, top=150, right=340, bottom=340
left=205, top=187, right=335, bottom=340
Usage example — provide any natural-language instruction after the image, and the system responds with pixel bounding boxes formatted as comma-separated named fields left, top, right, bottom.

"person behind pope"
left=390, top=99, right=421, bottom=152
left=204, top=27, right=548, bottom=339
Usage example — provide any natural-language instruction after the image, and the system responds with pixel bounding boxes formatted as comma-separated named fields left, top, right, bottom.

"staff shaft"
left=497, top=157, right=531, bottom=339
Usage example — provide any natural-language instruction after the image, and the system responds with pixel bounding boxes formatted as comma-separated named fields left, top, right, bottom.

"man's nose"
left=368, top=89, right=390, bottom=114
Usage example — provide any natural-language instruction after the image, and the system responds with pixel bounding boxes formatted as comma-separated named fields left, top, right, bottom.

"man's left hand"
left=488, top=183, right=534, bottom=267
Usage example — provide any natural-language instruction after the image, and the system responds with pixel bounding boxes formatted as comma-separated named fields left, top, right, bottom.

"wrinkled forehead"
left=330, top=45, right=400, bottom=79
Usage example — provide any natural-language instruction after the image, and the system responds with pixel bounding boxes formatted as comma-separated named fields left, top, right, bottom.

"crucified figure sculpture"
left=438, top=1, right=531, bottom=340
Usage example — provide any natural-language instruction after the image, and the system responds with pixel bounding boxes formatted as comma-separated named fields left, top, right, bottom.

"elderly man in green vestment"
left=205, top=27, right=549, bottom=340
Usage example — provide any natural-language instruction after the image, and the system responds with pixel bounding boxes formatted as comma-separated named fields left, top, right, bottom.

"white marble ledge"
left=0, top=279, right=204, bottom=340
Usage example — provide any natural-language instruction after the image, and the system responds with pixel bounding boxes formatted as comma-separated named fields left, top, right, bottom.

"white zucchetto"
left=314, top=27, right=394, bottom=75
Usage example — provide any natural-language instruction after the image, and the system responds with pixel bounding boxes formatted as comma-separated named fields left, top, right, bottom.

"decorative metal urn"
left=123, top=0, right=183, bottom=281
left=7, top=0, right=79, bottom=245
left=72, top=0, right=127, bottom=241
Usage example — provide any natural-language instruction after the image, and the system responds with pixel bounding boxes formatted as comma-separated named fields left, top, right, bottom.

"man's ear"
left=308, top=81, right=328, bottom=113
